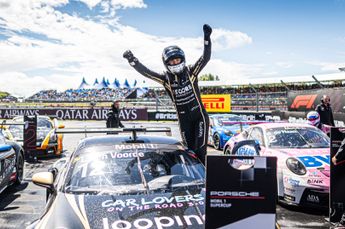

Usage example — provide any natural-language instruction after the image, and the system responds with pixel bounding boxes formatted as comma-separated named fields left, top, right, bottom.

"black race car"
left=28, top=128, right=205, bottom=229
left=0, top=129, right=24, bottom=194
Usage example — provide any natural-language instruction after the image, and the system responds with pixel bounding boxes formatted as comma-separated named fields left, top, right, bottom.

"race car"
left=8, top=115, right=64, bottom=156
left=28, top=128, right=206, bottom=229
left=0, top=128, right=24, bottom=194
left=223, top=122, right=330, bottom=207
left=208, top=114, right=249, bottom=150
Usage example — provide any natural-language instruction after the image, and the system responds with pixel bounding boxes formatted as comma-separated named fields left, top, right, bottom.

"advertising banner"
left=206, top=155, right=277, bottom=229
left=201, top=94, right=231, bottom=113
left=0, top=108, right=148, bottom=121
left=148, top=111, right=178, bottom=121
left=287, top=88, right=345, bottom=112
left=330, top=127, right=345, bottom=224
left=23, top=115, right=37, bottom=160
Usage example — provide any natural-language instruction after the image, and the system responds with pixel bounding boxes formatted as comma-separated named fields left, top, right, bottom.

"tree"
left=198, top=73, right=220, bottom=81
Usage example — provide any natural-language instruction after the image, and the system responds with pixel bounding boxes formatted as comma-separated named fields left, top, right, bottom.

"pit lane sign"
left=23, top=116, right=37, bottom=160
left=206, top=155, right=277, bottom=228
left=201, top=94, right=231, bottom=113
left=330, top=127, right=345, bottom=224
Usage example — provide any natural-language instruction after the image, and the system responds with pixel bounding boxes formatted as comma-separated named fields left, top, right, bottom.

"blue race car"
left=208, top=114, right=249, bottom=150
left=0, top=129, right=24, bottom=194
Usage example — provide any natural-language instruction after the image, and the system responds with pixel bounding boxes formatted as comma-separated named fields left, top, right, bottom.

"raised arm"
left=190, top=24, right=212, bottom=77
left=123, top=50, right=166, bottom=85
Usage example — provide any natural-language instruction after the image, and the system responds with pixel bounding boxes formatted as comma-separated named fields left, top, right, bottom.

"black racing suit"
left=315, top=103, right=335, bottom=126
left=106, top=107, right=124, bottom=128
left=127, top=39, right=211, bottom=163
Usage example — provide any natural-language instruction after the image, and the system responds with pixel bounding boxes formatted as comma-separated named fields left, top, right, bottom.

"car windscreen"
left=266, top=127, right=330, bottom=148
left=0, top=131, right=6, bottom=144
left=8, top=125, right=23, bottom=140
left=9, top=117, right=52, bottom=140
left=64, top=148, right=205, bottom=195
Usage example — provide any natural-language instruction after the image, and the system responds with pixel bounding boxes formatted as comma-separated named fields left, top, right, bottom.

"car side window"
left=248, top=127, right=264, bottom=146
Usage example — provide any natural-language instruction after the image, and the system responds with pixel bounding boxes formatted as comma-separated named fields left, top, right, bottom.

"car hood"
left=274, top=148, right=329, bottom=158
left=34, top=188, right=205, bottom=229
left=275, top=148, right=330, bottom=181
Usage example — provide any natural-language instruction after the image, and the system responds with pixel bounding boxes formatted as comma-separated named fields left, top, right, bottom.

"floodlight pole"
left=280, top=80, right=290, bottom=91
left=249, top=83, right=259, bottom=112
left=312, top=75, right=324, bottom=89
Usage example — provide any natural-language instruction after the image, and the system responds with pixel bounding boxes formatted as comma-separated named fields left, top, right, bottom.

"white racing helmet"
left=306, top=111, right=320, bottom=127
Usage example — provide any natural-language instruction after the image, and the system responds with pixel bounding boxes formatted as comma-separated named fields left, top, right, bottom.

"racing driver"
left=123, top=24, right=212, bottom=164
left=306, top=111, right=331, bottom=135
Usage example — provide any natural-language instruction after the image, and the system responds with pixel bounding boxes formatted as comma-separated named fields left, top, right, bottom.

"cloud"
left=201, top=59, right=265, bottom=83
left=211, top=28, right=252, bottom=51
left=78, top=0, right=103, bottom=9
left=110, top=0, right=147, bottom=9
left=308, top=61, right=345, bottom=72
left=275, top=62, right=293, bottom=68
left=0, top=72, right=75, bottom=97
left=0, top=0, right=253, bottom=97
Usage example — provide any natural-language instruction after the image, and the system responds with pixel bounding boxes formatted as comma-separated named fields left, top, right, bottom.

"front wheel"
left=15, top=152, right=24, bottom=185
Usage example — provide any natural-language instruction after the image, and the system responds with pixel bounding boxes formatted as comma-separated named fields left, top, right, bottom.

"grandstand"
left=5, top=72, right=345, bottom=112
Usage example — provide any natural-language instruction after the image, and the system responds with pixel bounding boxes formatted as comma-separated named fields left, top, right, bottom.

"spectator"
left=106, top=100, right=124, bottom=128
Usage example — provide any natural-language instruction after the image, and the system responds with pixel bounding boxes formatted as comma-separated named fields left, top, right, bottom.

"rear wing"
left=56, top=127, right=172, bottom=141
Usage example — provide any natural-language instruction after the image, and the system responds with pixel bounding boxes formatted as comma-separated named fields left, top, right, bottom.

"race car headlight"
left=223, top=130, right=233, bottom=136
left=286, top=157, right=306, bottom=175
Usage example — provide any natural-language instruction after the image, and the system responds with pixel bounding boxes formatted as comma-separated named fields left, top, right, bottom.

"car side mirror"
left=32, top=172, right=55, bottom=191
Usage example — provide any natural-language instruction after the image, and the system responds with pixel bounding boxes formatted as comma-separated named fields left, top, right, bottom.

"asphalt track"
left=0, top=120, right=329, bottom=228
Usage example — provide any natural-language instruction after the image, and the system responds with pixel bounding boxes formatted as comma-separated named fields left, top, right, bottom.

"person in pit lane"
left=315, top=95, right=335, bottom=127
left=123, top=24, right=212, bottom=164
left=306, top=111, right=331, bottom=135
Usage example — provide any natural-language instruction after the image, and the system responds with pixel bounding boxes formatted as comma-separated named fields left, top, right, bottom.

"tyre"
left=15, top=152, right=24, bottom=185
left=213, top=133, right=221, bottom=150
left=224, top=146, right=232, bottom=155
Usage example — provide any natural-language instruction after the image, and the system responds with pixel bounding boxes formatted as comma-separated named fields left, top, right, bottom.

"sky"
left=0, top=0, right=345, bottom=97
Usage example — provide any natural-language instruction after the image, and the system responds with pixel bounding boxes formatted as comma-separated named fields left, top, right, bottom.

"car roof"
left=13, top=115, right=51, bottom=121
left=210, top=114, right=239, bottom=118
left=77, top=135, right=183, bottom=150
left=251, top=122, right=314, bottom=130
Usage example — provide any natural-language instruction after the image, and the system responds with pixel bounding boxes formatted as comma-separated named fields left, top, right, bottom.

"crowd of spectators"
left=27, top=88, right=133, bottom=102
left=20, top=79, right=345, bottom=111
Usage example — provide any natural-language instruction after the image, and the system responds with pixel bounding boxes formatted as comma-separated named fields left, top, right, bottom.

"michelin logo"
left=155, top=113, right=177, bottom=120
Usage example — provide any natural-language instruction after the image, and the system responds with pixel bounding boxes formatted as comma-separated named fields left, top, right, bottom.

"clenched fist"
left=203, top=24, right=212, bottom=40
left=123, top=50, right=135, bottom=61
